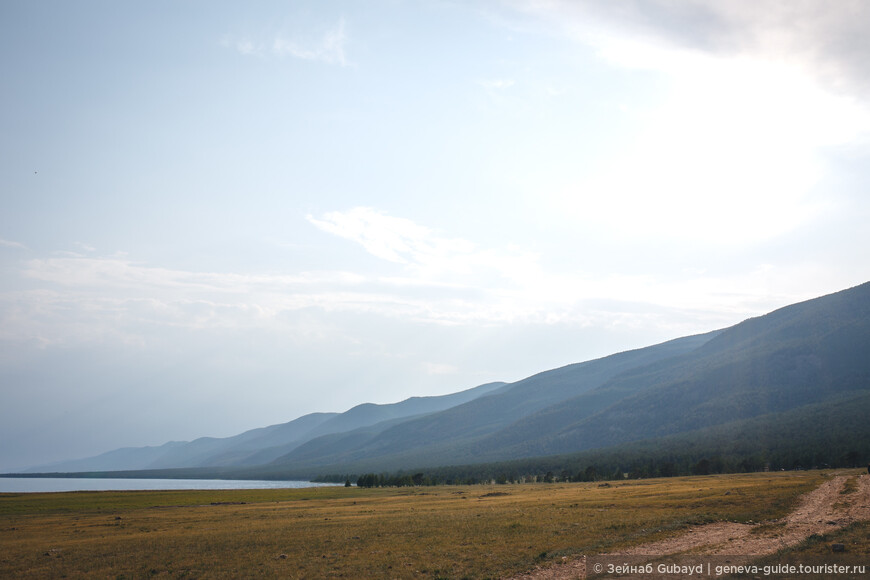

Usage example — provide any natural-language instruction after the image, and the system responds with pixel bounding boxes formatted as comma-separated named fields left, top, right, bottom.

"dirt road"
left=510, top=474, right=870, bottom=579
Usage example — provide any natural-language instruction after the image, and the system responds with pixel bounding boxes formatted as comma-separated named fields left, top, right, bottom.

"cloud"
left=510, top=0, right=870, bottom=98
left=636, top=0, right=870, bottom=96
left=2, top=215, right=553, bottom=347
left=5, top=256, right=369, bottom=346
left=273, top=18, right=348, bottom=66
left=0, top=239, right=28, bottom=250
left=3, top=210, right=848, bottom=353
left=307, top=207, right=538, bottom=287
left=224, top=18, right=349, bottom=66
left=306, top=207, right=486, bottom=277
left=73, top=242, right=96, bottom=253
left=307, top=207, right=437, bottom=264
left=304, top=208, right=810, bottom=332
left=496, top=1, right=870, bottom=245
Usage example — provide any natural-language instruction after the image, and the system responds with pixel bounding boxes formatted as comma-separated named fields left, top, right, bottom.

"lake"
left=0, top=477, right=340, bottom=493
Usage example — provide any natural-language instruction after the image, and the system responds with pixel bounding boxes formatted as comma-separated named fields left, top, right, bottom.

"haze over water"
left=0, top=478, right=339, bottom=493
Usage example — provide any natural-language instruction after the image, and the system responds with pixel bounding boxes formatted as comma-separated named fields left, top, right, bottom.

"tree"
left=581, top=465, right=598, bottom=482
left=659, top=462, right=678, bottom=478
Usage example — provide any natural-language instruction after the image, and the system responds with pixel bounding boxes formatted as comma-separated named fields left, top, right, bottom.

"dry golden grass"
left=0, top=471, right=830, bottom=579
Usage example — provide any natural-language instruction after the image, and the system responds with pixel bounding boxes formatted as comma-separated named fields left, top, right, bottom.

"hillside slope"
left=536, top=280, right=870, bottom=454
left=268, top=282, right=870, bottom=473
left=269, top=331, right=720, bottom=469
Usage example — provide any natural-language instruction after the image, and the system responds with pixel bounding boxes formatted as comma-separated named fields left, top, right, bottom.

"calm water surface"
left=0, top=477, right=338, bottom=493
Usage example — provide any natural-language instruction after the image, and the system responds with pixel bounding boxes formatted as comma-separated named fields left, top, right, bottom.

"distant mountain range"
left=24, top=381, right=507, bottom=473
left=21, top=281, right=870, bottom=478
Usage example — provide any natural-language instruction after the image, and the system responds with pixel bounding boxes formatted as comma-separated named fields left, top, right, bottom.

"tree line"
left=314, top=421, right=870, bottom=487
left=315, top=448, right=866, bottom=488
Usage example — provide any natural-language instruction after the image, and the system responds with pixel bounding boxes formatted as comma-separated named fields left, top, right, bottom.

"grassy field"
left=0, top=471, right=840, bottom=579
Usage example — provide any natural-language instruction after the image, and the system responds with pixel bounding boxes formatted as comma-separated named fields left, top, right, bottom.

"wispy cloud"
left=2, top=210, right=835, bottom=350
left=224, top=18, right=349, bottom=66
left=0, top=238, right=28, bottom=250
left=74, top=242, right=96, bottom=253
left=8, top=256, right=365, bottom=343
left=273, top=19, right=348, bottom=66
left=306, top=207, right=539, bottom=288
left=304, top=207, right=804, bottom=331
left=307, top=207, right=476, bottom=268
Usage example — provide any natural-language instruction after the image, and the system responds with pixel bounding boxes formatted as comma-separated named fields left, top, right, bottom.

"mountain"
left=25, top=381, right=506, bottom=473
left=269, top=330, right=720, bottom=470
left=24, top=412, right=338, bottom=473
left=523, top=279, right=870, bottom=455
left=411, top=388, right=870, bottom=484
left=260, top=281, right=870, bottom=474
left=19, top=281, right=870, bottom=479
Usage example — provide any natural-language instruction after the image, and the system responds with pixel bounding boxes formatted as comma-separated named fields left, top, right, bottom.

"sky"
left=2, top=0, right=869, bottom=471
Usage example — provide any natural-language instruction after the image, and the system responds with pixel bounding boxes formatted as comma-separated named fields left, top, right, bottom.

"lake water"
left=0, top=477, right=339, bottom=493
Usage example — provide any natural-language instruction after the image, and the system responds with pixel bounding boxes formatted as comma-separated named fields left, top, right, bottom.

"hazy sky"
left=2, top=1, right=869, bottom=471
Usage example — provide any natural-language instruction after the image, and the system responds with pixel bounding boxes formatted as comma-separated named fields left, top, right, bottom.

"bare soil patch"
left=613, top=474, right=870, bottom=557
left=511, top=474, right=870, bottom=579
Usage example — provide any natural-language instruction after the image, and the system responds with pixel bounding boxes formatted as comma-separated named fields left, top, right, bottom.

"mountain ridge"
left=25, top=382, right=506, bottom=473
left=18, top=281, right=870, bottom=479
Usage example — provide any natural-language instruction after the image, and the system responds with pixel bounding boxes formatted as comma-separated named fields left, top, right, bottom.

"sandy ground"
left=508, top=474, right=870, bottom=579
